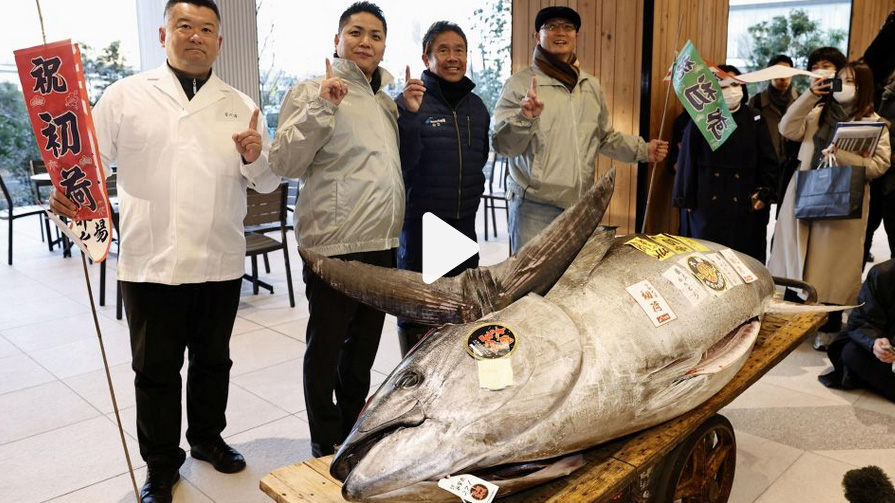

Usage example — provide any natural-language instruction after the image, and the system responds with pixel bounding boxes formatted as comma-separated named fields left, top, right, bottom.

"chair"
left=481, top=154, right=509, bottom=240
left=96, top=174, right=123, bottom=319
left=243, top=181, right=295, bottom=307
left=29, top=159, right=71, bottom=256
left=1, top=172, right=48, bottom=265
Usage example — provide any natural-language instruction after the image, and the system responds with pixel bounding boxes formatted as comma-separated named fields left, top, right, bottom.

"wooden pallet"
left=260, top=312, right=826, bottom=503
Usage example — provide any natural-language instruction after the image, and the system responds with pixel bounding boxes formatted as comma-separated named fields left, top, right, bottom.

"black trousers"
left=863, top=179, right=895, bottom=266
left=841, top=340, right=895, bottom=403
left=302, top=249, right=394, bottom=457
left=120, top=279, right=241, bottom=470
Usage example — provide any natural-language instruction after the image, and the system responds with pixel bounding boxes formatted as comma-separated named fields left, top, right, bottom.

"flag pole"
left=34, top=0, right=46, bottom=44
left=79, top=252, right=141, bottom=502
left=641, top=13, right=685, bottom=233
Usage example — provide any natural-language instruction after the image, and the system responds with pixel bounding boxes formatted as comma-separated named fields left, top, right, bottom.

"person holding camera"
left=818, top=259, right=895, bottom=403
left=768, top=55, right=892, bottom=351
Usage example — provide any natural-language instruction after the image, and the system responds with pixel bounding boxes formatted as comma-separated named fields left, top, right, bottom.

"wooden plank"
left=260, top=311, right=825, bottom=503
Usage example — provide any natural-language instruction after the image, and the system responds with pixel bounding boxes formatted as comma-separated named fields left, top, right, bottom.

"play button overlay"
left=422, top=212, right=479, bottom=284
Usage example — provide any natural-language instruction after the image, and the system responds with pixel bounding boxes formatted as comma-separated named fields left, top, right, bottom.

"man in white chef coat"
left=50, top=1, right=281, bottom=502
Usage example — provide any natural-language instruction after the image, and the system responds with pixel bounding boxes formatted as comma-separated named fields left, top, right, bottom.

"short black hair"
left=422, top=21, right=467, bottom=56
left=807, top=46, right=846, bottom=71
left=339, top=2, right=387, bottom=35
left=767, top=54, right=793, bottom=67
left=843, top=465, right=895, bottom=503
left=164, top=0, right=221, bottom=22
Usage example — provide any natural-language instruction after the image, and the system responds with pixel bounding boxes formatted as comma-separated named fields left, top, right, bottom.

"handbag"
left=793, top=154, right=866, bottom=220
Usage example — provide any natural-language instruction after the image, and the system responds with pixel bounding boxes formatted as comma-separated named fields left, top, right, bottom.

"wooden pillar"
left=847, top=0, right=894, bottom=61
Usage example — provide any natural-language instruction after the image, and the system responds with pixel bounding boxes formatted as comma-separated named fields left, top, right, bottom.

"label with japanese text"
left=719, top=248, right=758, bottom=283
left=668, top=235, right=710, bottom=252
left=14, top=40, right=112, bottom=262
left=649, top=234, right=695, bottom=254
left=437, top=474, right=499, bottom=503
left=625, top=236, right=676, bottom=261
left=672, top=40, right=737, bottom=151
left=707, top=252, right=744, bottom=288
left=626, top=280, right=677, bottom=327
left=662, top=264, right=710, bottom=306
left=681, top=253, right=729, bottom=295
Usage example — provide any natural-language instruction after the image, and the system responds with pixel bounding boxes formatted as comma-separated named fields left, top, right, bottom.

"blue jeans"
left=508, top=193, right=564, bottom=254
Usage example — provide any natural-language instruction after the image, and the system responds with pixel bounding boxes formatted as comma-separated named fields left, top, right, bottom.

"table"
left=260, top=311, right=827, bottom=503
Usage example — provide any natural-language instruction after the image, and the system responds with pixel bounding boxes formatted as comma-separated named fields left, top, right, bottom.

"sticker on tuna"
left=625, top=236, right=675, bottom=261
left=719, top=248, right=758, bottom=283
left=683, top=254, right=728, bottom=293
left=466, top=324, right=517, bottom=359
left=438, top=474, right=499, bottom=503
left=671, top=235, right=710, bottom=252
left=625, top=280, right=677, bottom=327
left=707, top=252, right=744, bottom=288
left=662, top=264, right=710, bottom=306
left=650, top=233, right=695, bottom=254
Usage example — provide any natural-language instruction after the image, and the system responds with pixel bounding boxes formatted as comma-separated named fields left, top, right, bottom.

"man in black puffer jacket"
left=396, top=21, right=491, bottom=355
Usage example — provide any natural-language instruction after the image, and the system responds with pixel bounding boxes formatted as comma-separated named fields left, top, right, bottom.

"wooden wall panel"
left=848, top=0, right=895, bottom=61
left=511, top=0, right=645, bottom=234
left=642, top=0, right=729, bottom=235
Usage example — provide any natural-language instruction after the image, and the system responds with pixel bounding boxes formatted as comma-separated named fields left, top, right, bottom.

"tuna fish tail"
left=298, top=168, right=617, bottom=326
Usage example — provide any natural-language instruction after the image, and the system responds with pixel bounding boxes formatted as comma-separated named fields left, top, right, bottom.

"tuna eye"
left=396, top=371, right=422, bottom=389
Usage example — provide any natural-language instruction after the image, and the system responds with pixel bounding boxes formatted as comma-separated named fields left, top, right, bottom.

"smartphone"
left=822, top=77, right=843, bottom=92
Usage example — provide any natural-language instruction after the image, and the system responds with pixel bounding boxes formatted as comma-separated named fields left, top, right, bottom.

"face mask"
left=722, top=86, right=743, bottom=110
left=833, top=83, right=856, bottom=104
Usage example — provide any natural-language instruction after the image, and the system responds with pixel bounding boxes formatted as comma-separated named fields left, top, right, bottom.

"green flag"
left=672, top=40, right=736, bottom=151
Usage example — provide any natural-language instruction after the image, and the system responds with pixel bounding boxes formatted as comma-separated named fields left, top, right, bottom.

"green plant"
left=79, top=40, right=135, bottom=105
left=0, top=82, right=41, bottom=207
left=470, top=0, right=511, bottom=114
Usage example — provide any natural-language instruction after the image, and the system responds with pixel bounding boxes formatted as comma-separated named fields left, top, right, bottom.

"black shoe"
left=140, top=465, right=180, bottom=503
left=190, top=440, right=246, bottom=473
left=818, top=371, right=842, bottom=389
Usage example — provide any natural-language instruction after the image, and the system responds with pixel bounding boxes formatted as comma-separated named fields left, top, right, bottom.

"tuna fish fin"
left=298, top=168, right=617, bottom=326
left=548, top=227, right=617, bottom=293
left=764, top=299, right=862, bottom=315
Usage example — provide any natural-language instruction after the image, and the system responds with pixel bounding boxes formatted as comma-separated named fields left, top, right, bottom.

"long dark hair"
left=845, top=60, right=875, bottom=119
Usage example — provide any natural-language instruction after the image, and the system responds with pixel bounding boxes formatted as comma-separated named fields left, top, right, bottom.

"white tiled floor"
left=1, top=207, right=893, bottom=503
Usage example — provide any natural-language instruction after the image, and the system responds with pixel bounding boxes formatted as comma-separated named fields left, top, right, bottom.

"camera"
left=822, top=77, right=843, bottom=92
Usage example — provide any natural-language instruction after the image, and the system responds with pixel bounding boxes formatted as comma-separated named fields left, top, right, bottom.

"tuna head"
left=331, top=294, right=584, bottom=501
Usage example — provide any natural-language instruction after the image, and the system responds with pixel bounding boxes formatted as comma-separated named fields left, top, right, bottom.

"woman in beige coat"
left=768, top=60, right=891, bottom=346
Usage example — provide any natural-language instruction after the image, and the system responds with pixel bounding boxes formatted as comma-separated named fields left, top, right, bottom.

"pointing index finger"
left=530, top=76, right=539, bottom=96
left=248, top=108, right=260, bottom=131
left=325, top=58, right=333, bottom=79
left=405, top=65, right=411, bottom=82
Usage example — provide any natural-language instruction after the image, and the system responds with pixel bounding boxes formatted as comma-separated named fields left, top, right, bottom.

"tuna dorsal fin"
left=547, top=227, right=617, bottom=294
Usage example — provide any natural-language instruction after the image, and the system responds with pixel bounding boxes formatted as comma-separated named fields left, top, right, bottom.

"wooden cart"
left=261, top=310, right=826, bottom=503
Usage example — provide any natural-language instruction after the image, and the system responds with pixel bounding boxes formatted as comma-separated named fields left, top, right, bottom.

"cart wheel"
left=654, top=414, right=736, bottom=503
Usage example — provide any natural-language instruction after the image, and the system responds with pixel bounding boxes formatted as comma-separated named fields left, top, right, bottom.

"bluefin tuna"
left=298, top=169, right=838, bottom=502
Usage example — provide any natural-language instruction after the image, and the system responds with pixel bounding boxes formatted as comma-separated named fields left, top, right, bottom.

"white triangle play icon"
left=422, top=212, right=480, bottom=284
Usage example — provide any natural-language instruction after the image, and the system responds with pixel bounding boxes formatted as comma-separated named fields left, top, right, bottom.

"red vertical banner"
left=14, top=40, right=112, bottom=262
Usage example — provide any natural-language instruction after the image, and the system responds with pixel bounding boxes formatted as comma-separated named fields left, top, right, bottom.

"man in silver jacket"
left=270, top=1, right=403, bottom=457
left=492, top=6, right=668, bottom=253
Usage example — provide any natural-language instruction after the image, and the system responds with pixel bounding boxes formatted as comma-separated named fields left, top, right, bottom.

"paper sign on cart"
left=14, top=40, right=112, bottom=262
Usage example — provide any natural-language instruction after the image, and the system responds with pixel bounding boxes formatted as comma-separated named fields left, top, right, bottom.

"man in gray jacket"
left=270, top=1, right=403, bottom=457
left=492, top=6, right=668, bottom=253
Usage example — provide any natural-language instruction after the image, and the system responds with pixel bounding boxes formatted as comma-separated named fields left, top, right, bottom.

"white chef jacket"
left=92, top=64, right=281, bottom=285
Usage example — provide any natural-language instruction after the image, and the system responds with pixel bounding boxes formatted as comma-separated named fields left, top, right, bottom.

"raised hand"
left=520, top=76, right=544, bottom=119
left=49, top=188, right=78, bottom=219
left=232, top=109, right=263, bottom=163
left=319, top=58, right=349, bottom=106
left=402, top=65, right=426, bottom=113
left=647, top=139, right=669, bottom=163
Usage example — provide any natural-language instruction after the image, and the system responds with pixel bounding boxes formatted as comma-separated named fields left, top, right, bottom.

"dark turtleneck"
left=423, top=70, right=471, bottom=109
left=167, top=61, right=211, bottom=100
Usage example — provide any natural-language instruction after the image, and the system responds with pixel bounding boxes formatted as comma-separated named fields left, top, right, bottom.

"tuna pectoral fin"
left=764, top=299, right=861, bottom=315
left=299, top=168, right=617, bottom=326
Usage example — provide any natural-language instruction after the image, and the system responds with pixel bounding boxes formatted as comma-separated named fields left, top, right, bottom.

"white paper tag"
left=625, top=280, right=677, bottom=327
left=707, top=252, right=743, bottom=287
left=662, top=264, right=709, bottom=306
left=719, top=248, right=758, bottom=283
left=437, top=474, right=499, bottom=503
left=477, top=358, right=514, bottom=390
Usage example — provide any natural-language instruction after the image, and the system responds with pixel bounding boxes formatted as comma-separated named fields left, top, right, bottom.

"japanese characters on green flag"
left=672, top=40, right=737, bottom=151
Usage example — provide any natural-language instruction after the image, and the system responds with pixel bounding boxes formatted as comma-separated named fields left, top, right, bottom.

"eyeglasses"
left=542, top=22, right=577, bottom=33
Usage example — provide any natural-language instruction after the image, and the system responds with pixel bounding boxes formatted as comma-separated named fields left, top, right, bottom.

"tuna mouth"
left=331, top=404, right=426, bottom=481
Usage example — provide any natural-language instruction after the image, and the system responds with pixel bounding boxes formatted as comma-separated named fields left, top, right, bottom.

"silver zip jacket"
left=271, top=58, right=404, bottom=257
left=492, top=65, right=647, bottom=209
